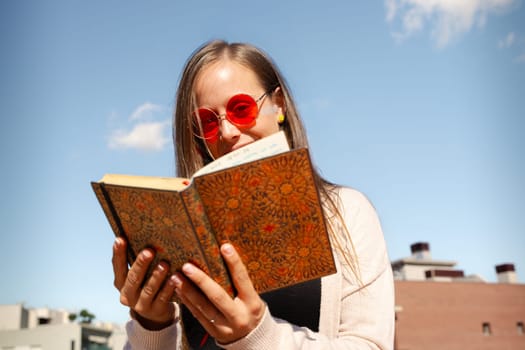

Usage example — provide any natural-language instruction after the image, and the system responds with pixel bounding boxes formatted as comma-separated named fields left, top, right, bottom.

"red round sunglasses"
left=192, top=91, right=269, bottom=141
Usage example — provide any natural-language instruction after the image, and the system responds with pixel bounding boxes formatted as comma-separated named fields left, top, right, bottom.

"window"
left=518, top=322, right=524, bottom=335
left=37, top=317, right=50, bottom=325
left=482, top=322, right=492, bottom=336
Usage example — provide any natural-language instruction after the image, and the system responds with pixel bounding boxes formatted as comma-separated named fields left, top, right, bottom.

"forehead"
left=193, top=60, right=262, bottom=106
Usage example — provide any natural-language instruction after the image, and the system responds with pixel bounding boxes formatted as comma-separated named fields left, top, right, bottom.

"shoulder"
left=335, top=186, right=373, bottom=208
left=330, top=186, right=390, bottom=282
left=332, top=186, right=379, bottom=227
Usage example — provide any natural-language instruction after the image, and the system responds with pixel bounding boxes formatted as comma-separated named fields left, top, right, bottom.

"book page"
left=97, top=131, right=290, bottom=191
left=192, top=131, right=290, bottom=178
left=99, top=174, right=190, bottom=191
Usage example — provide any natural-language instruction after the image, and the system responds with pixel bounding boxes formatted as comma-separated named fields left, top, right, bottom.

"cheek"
left=259, top=106, right=279, bottom=131
left=257, top=116, right=280, bottom=135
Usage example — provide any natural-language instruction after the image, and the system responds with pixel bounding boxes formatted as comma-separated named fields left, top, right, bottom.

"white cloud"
left=515, top=52, right=525, bottom=63
left=495, top=32, right=525, bottom=63
left=386, top=0, right=517, bottom=48
left=109, top=120, right=171, bottom=151
left=129, top=102, right=165, bottom=121
left=107, top=102, right=171, bottom=152
left=385, top=0, right=398, bottom=22
left=498, top=32, right=515, bottom=48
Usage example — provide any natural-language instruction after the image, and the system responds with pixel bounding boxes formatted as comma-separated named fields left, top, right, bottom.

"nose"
left=219, top=117, right=241, bottom=142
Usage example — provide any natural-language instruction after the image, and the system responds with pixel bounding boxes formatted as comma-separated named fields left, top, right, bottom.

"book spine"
left=181, top=185, right=235, bottom=297
left=91, top=182, right=137, bottom=263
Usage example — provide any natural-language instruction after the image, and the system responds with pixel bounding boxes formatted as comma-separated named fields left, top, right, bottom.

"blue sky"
left=1, top=1, right=524, bottom=325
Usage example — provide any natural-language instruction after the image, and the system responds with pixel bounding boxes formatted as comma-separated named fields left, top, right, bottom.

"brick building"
left=393, top=243, right=525, bottom=350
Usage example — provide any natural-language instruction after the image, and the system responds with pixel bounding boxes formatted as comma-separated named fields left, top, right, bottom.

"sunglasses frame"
left=192, top=91, right=270, bottom=141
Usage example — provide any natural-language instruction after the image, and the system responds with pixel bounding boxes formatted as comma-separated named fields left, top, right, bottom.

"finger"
left=181, top=263, right=232, bottom=311
left=135, top=261, right=170, bottom=310
left=119, top=249, right=154, bottom=307
left=177, top=266, right=226, bottom=326
left=156, top=274, right=178, bottom=304
left=177, top=286, right=221, bottom=332
left=220, top=243, right=257, bottom=300
left=219, top=243, right=265, bottom=337
left=112, top=238, right=128, bottom=290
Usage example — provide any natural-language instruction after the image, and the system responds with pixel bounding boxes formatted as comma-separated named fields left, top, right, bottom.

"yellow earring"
left=278, top=114, right=285, bottom=124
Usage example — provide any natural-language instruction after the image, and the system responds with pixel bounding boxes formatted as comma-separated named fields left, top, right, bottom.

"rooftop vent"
left=495, top=263, right=517, bottom=284
left=410, top=242, right=431, bottom=260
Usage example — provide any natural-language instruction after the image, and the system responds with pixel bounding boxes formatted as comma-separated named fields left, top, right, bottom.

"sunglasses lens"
left=193, top=93, right=262, bottom=141
left=194, top=109, right=219, bottom=139
left=227, top=94, right=258, bottom=125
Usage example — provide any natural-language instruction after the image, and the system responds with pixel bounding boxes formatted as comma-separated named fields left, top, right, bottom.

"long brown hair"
left=173, top=40, right=359, bottom=280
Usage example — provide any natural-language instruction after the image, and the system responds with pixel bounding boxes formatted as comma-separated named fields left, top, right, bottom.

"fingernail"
left=182, top=263, right=195, bottom=275
left=171, top=274, right=182, bottom=288
left=142, top=250, right=153, bottom=258
left=222, top=243, right=234, bottom=256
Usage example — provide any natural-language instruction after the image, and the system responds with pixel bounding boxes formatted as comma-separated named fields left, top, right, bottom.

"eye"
left=201, top=114, right=216, bottom=124
left=195, top=109, right=216, bottom=123
left=231, top=101, right=251, bottom=117
left=228, top=94, right=258, bottom=122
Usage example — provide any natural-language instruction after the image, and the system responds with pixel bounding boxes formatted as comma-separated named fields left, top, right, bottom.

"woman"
left=113, top=40, right=395, bottom=349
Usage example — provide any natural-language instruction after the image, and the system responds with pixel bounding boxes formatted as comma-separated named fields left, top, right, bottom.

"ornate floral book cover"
left=92, top=148, right=336, bottom=296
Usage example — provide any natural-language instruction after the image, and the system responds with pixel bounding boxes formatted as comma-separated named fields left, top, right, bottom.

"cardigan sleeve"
left=124, top=303, right=183, bottom=350
left=219, top=187, right=395, bottom=350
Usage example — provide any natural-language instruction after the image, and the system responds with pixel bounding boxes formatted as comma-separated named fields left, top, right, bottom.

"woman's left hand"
left=173, top=243, right=266, bottom=344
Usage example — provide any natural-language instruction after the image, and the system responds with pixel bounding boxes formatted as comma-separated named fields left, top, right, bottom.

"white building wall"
left=393, top=260, right=457, bottom=281
left=0, top=304, right=26, bottom=331
left=0, top=323, right=82, bottom=350
left=108, top=327, right=127, bottom=350
left=27, top=308, right=70, bottom=328
left=399, top=264, right=452, bottom=281
left=0, top=305, right=122, bottom=350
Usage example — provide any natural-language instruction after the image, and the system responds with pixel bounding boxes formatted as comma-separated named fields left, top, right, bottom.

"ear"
left=272, top=87, right=286, bottom=116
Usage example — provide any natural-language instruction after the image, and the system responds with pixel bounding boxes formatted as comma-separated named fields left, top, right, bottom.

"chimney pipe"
left=411, top=242, right=431, bottom=260
left=495, top=263, right=517, bottom=284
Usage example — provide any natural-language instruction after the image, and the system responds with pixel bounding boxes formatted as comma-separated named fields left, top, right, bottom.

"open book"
left=92, top=131, right=336, bottom=296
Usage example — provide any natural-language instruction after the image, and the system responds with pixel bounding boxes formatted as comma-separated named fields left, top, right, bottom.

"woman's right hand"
left=112, top=237, right=178, bottom=330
